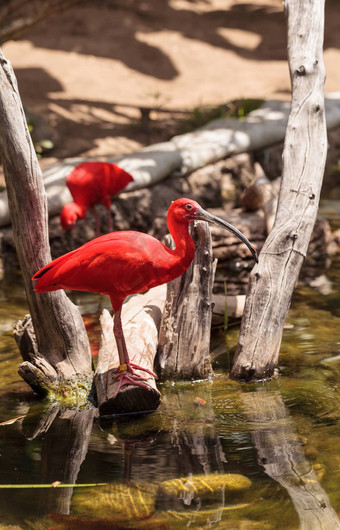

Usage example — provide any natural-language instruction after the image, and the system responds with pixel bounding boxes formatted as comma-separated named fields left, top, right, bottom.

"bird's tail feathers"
left=32, top=252, right=71, bottom=292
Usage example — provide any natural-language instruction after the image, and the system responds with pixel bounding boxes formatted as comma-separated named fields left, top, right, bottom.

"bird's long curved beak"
left=196, top=207, right=258, bottom=263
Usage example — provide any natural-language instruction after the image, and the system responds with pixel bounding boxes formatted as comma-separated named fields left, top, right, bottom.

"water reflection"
left=242, top=388, right=340, bottom=530
left=0, top=373, right=339, bottom=527
left=0, top=202, right=339, bottom=527
left=21, top=405, right=96, bottom=515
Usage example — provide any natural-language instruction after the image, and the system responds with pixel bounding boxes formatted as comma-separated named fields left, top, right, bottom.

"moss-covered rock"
left=72, top=482, right=157, bottom=522
left=158, top=473, right=251, bottom=501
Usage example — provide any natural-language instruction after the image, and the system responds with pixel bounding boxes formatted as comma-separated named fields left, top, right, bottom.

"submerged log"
left=156, top=221, right=216, bottom=381
left=95, top=285, right=165, bottom=417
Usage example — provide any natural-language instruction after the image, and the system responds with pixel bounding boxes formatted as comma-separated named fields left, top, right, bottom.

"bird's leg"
left=65, top=229, right=74, bottom=250
left=107, top=207, right=113, bottom=233
left=91, top=206, right=101, bottom=237
left=112, top=308, right=154, bottom=395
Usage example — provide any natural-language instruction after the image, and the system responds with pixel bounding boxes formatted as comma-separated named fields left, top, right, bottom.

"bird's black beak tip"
left=252, top=247, right=259, bottom=264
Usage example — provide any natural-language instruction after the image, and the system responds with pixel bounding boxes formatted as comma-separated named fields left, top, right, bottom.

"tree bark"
left=156, top=221, right=216, bottom=380
left=0, top=0, right=82, bottom=44
left=0, top=48, right=92, bottom=394
left=230, top=0, right=327, bottom=380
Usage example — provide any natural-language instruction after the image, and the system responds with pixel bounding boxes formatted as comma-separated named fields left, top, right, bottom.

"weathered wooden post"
left=156, top=221, right=216, bottom=381
left=230, top=0, right=327, bottom=380
left=0, top=49, right=92, bottom=395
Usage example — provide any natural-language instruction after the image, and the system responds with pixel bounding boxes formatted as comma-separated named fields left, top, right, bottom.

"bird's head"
left=115, top=164, right=135, bottom=186
left=169, top=198, right=258, bottom=263
left=60, top=203, right=82, bottom=230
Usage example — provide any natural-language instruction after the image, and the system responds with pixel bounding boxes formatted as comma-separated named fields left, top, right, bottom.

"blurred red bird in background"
left=60, top=161, right=134, bottom=236
left=34, top=198, right=258, bottom=396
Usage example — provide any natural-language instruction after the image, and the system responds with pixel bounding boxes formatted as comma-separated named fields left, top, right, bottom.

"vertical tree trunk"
left=230, top=0, right=327, bottom=380
left=0, top=49, right=92, bottom=394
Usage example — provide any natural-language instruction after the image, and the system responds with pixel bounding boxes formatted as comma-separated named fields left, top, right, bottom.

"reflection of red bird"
left=60, top=161, right=134, bottom=234
left=33, top=198, right=258, bottom=395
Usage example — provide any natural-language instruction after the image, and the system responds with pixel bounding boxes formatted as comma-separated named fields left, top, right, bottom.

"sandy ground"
left=2, top=0, right=340, bottom=170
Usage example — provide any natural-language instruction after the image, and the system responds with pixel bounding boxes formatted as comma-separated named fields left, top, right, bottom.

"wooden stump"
left=95, top=286, right=165, bottom=417
left=156, top=221, right=216, bottom=381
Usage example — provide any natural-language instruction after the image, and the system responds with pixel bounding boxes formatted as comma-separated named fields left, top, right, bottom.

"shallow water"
left=0, top=203, right=339, bottom=529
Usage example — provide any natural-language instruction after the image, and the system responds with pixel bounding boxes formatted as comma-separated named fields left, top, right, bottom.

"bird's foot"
left=128, top=362, right=157, bottom=379
left=113, top=364, right=153, bottom=397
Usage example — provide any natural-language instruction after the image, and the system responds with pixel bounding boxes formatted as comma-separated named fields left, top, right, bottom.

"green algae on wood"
left=44, top=376, right=94, bottom=408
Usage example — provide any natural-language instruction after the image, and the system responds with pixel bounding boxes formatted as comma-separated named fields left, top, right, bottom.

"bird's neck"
left=168, top=217, right=195, bottom=274
left=73, top=202, right=87, bottom=219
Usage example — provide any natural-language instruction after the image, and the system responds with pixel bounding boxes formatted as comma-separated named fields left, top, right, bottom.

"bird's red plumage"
left=33, top=198, right=258, bottom=394
left=34, top=199, right=198, bottom=311
left=60, top=162, right=134, bottom=230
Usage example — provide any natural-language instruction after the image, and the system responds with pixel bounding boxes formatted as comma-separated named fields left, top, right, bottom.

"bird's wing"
left=33, top=231, right=171, bottom=296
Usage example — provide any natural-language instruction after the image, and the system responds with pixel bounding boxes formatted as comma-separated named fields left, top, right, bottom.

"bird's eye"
left=185, top=204, right=193, bottom=210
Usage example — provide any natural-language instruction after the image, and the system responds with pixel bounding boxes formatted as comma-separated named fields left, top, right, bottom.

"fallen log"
left=1, top=96, right=340, bottom=227
left=95, top=285, right=165, bottom=417
left=212, top=294, right=246, bottom=325
left=171, top=95, right=340, bottom=176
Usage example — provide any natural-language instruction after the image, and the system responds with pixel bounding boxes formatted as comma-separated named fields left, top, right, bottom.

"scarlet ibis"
left=60, top=161, right=134, bottom=236
left=33, top=198, right=258, bottom=395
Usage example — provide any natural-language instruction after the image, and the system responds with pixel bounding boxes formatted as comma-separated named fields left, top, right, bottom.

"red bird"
left=33, top=198, right=258, bottom=395
left=60, top=161, right=134, bottom=235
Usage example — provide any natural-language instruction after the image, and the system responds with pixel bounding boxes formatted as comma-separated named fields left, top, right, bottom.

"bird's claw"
left=129, top=362, right=157, bottom=379
left=113, top=363, right=154, bottom=397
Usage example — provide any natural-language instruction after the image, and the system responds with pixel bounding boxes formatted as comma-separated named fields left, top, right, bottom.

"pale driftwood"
left=0, top=48, right=92, bottom=394
left=0, top=142, right=182, bottom=226
left=1, top=96, right=340, bottom=228
left=95, top=285, right=165, bottom=416
left=156, top=221, right=216, bottom=381
left=171, top=95, right=340, bottom=176
left=212, top=294, right=246, bottom=325
left=230, top=0, right=328, bottom=381
left=241, top=391, right=340, bottom=530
